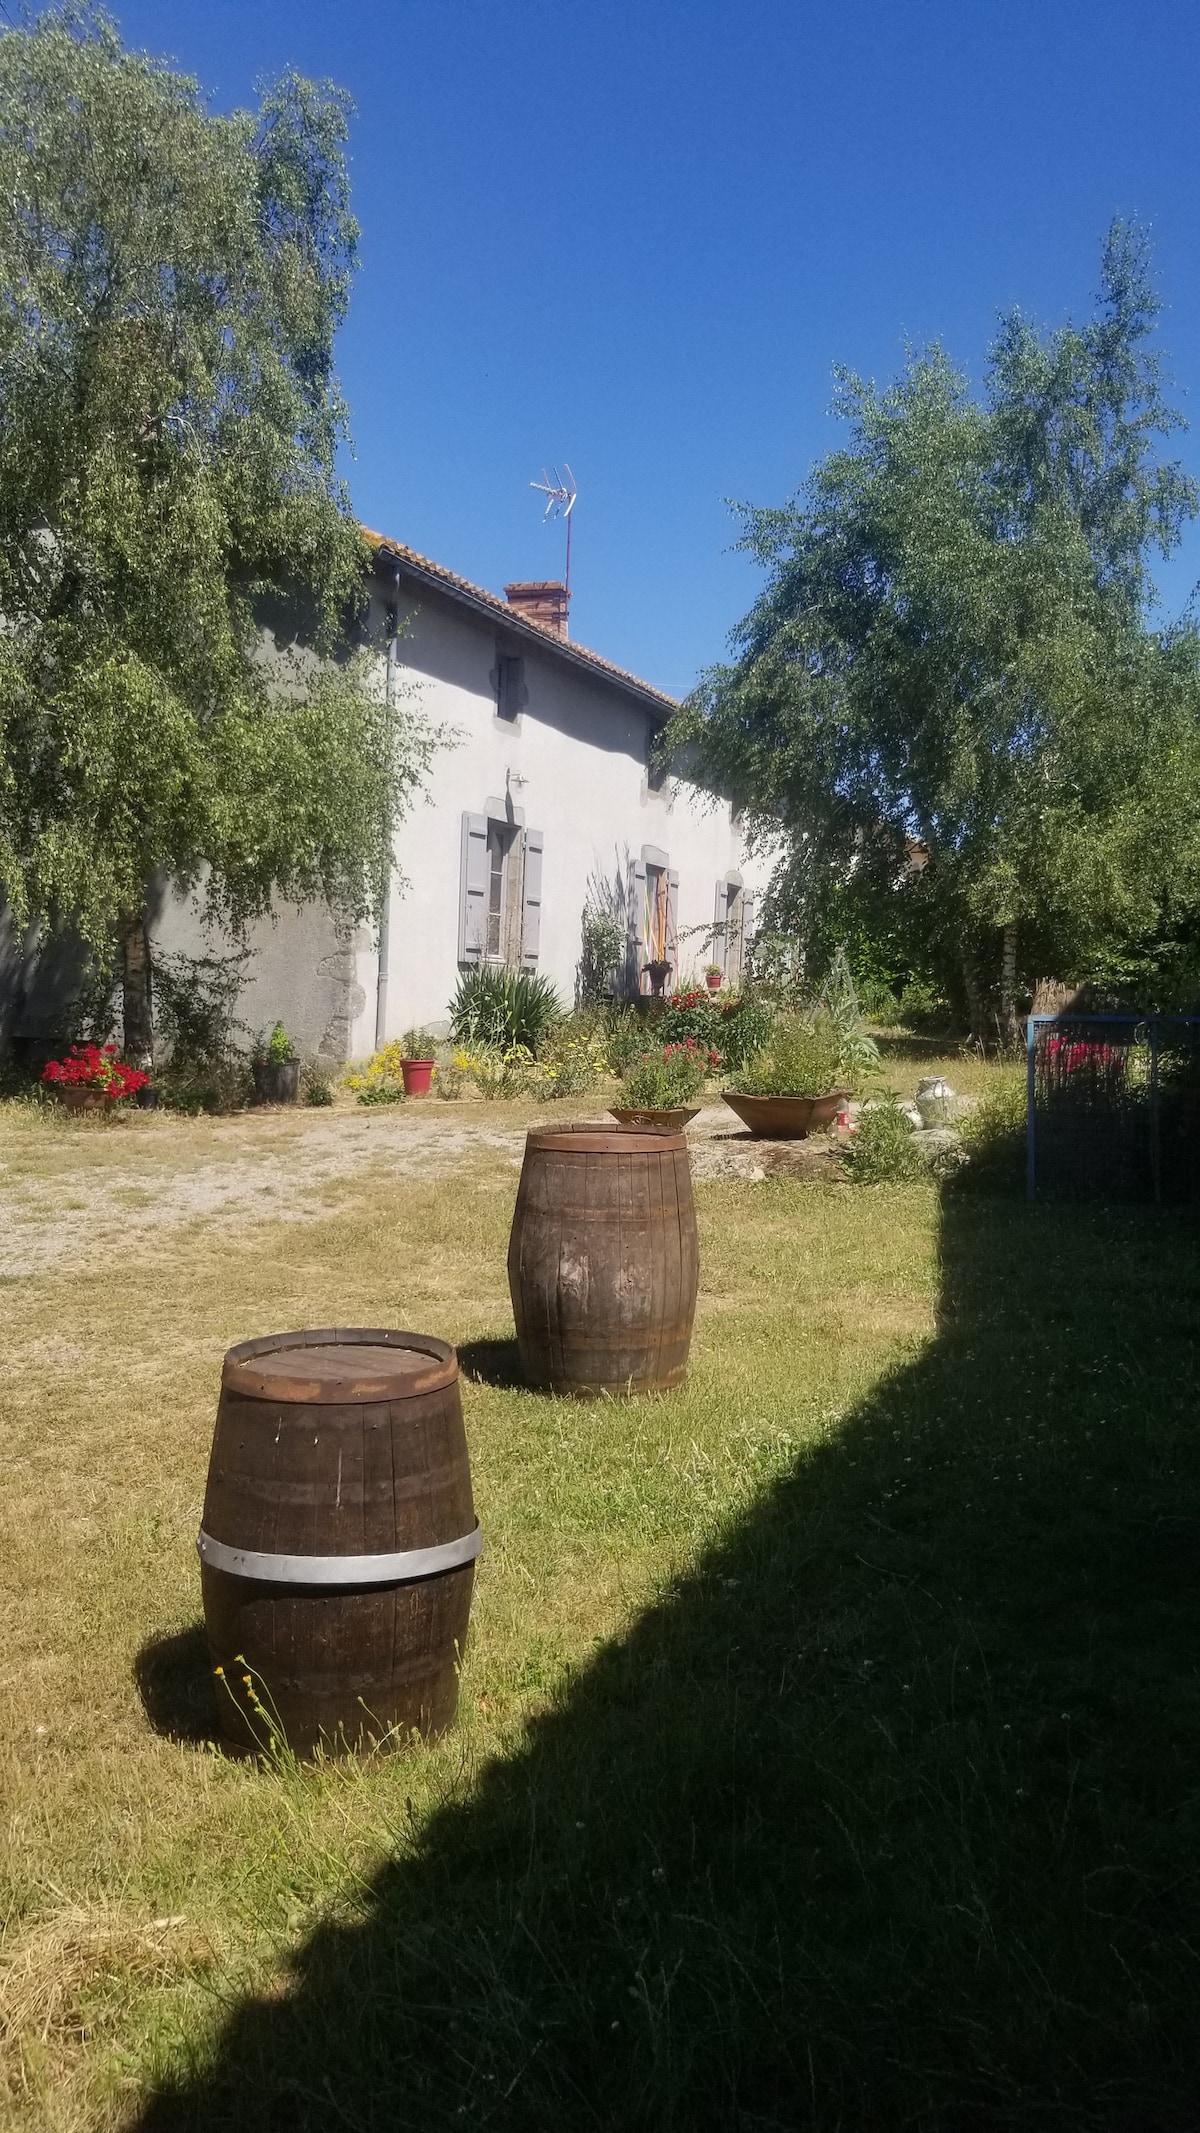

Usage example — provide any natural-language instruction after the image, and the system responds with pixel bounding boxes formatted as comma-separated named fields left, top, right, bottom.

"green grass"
left=3, top=1083, right=1200, bottom=2127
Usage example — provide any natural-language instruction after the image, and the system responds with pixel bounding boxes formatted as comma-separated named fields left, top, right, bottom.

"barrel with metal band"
left=508, top=1122, right=699, bottom=1396
left=198, top=1328, right=479, bottom=1755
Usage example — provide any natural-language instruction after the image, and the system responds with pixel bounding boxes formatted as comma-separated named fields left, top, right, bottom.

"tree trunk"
left=962, top=951, right=987, bottom=1052
left=999, top=920, right=1020, bottom=1052
left=121, top=911, right=154, bottom=1069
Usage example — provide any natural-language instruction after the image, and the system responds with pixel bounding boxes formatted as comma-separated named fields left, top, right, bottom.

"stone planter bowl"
left=610, top=1105, right=701, bottom=1132
left=721, top=1089, right=850, bottom=1140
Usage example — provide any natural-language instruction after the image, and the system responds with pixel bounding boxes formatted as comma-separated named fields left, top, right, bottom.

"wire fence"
left=1026, top=1015, right=1200, bottom=1202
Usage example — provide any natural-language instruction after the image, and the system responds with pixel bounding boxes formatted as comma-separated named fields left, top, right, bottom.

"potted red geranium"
left=41, top=1043, right=150, bottom=1114
left=704, top=964, right=723, bottom=993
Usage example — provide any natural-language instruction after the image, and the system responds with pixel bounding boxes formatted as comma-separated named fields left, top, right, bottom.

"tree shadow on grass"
left=138, top=1193, right=1200, bottom=2130
left=133, top=1623, right=220, bottom=1748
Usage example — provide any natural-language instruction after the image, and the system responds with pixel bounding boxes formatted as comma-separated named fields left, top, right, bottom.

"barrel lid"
left=221, top=1328, right=457, bottom=1404
left=524, top=1121, right=687, bottom=1153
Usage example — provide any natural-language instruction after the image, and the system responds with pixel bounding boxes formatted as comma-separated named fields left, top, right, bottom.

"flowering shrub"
left=623, top=1039, right=717, bottom=1109
left=343, top=1040, right=406, bottom=1104
left=453, top=1044, right=538, bottom=1099
left=41, top=1044, right=149, bottom=1099
left=1043, top=1035, right=1126, bottom=1080
left=536, top=1023, right=610, bottom=1097
left=659, top=988, right=725, bottom=1055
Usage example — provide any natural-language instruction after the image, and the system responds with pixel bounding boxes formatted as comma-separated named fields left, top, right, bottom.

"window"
left=644, top=863, right=669, bottom=966
left=496, top=655, right=523, bottom=723
left=460, top=812, right=544, bottom=969
left=485, top=820, right=515, bottom=958
left=634, top=845, right=677, bottom=994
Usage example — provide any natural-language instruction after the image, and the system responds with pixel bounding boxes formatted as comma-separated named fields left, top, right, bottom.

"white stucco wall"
left=353, top=580, right=768, bottom=1052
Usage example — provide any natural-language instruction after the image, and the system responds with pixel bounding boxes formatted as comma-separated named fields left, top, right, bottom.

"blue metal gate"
left=1026, top=1014, right=1200, bottom=1202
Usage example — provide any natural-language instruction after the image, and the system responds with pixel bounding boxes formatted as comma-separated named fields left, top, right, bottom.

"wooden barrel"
left=197, top=1328, right=479, bottom=1756
left=507, top=1123, right=699, bottom=1395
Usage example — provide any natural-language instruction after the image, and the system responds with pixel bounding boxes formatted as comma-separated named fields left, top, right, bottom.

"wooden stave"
left=200, top=1332, right=476, bottom=1755
left=508, top=1132, right=699, bottom=1396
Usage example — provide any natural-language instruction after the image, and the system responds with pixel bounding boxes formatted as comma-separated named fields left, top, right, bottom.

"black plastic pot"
left=252, top=1056, right=301, bottom=1104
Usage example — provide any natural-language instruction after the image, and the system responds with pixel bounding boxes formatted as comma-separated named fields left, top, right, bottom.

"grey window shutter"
left=459, top=812, right=488, bottom=964
left=630, top=852, right=648, bottom=994
left=666, top=868, right=679, bottom=976
left=714, top=878, right=727, bottom=971
left=521, top=828, right=544, bottom=968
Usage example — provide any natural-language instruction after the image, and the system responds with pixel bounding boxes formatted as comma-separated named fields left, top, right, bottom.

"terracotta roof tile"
left=362, top=527, right=677, bottom=716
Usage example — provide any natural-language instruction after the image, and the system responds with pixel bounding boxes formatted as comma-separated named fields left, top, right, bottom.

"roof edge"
left=362, top=529, right=678, bottom=717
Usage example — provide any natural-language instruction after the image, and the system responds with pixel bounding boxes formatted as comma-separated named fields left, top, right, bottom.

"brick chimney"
left=504, top=581, right=571, bottom=637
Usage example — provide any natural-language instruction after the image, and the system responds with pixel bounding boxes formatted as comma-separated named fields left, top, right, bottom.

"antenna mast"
left=530, top=464, right=577, bottom=593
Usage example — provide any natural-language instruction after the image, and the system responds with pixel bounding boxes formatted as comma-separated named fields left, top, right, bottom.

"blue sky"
left=108, top=0, right=1200, bottom=697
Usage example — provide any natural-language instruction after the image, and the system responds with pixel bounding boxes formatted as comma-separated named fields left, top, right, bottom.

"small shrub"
left=449, top=967, right=562, bottom=1053
left=401, top=1027, right=438, bottom=1060
left=435, top=1059, right=468, bottom=1100
left=302, top=1062, right=334, bottom=1106
left=845, top=1097, right=928, bottom=1183
left=953, top=1072, right=1027, bottom=1193
left=537, top=1017, right=609, bottom=1097
left=453, top=1044, right=538, bottom=1099
left=343, top=1040, right=406, bottom=1104
left=737, top=1012, right=851, bottom=1098
left=623, top=1040, right=716, bottom=1109
left=659, top=988, right=725, bottom=1055
left=577, top=906, right=625, bottom=1007
left=602, top=1006, right=652, bottom=1075
left=253, top=1020, right=295, bottom=1066
left=718, top=996, right=774, bottom=1074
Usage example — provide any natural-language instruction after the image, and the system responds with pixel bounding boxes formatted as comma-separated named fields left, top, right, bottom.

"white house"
left=2, top=532, right=767, bottom=1063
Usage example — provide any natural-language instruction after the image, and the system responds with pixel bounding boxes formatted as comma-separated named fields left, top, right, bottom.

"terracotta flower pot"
left=721, top=1089, right=850, bottom=1140
left=610, top=1105, right=700, bottom=1132
left=252, top=1057, right=300, bottom=1104
left=401, top=1058, right=435, bottom=1097
left=705, top=972, right=722, bottom=992
left=55, top=1086, right=120, bottom=1115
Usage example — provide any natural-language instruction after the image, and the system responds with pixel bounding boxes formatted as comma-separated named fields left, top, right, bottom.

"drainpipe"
left=374, top=569, right=401, bottom=1049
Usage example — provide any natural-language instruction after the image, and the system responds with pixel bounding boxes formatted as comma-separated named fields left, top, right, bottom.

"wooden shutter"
left=458, top=812, right=489, bottom=964
left=521, top=828, right=544, bottom=969
left=666, top=868, right=679, bottom=978
left=630, top=852, right=647, bottom=994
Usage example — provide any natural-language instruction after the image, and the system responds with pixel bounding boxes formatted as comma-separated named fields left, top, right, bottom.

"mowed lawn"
left=3, top=1079, right=1200, bottom=2130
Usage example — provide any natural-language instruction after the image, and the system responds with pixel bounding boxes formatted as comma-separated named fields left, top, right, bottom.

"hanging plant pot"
left=401, top=1058, right=435, bottom=1097
left=721, top=1089, right=850, bottom=1140
left=252, top=1057, right=301, bottom=1104
left=644, top=959, right=673, bottom=1000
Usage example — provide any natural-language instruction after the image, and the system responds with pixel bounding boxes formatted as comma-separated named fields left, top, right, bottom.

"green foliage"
left=577, top=905, right=625, bottom=1007
left=0, top=8, right=433, bottom=976
left=449, top=967, right=562, bottom=1053
left=401, top=1028, right=438, bottom=1060
left=953, top=1073, right=1028, bottom=1194
left=536, top=1015, right=609, bottom=1097
left=151, top=943, right=254, bottom=1110
left=254, top=1021, right=294, bottom=1065
left=602, top=1005, right=654, bottom=1074
left=845, top=1097, right=928, bottom=1184
left=673, top=224, right=1200, bottom=1034
left=302, top=1062, right=334, bottom=1106
left=738, top=1011, right=853, bottom=1098
left=659, top=989, right=725, bottom=1052
left=623, top=1044, right=709, bottom=1109
left=453, top=1044, right=538, bottom=1100
left=716, top=996, right=775, bottom=1073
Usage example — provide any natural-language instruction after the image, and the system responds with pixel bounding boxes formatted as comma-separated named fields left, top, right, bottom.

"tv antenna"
left=530, top=463, right=577, bottom=594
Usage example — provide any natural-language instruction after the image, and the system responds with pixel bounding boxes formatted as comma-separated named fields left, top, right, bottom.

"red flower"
left=41, top=1045, right=150, bottom=1097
